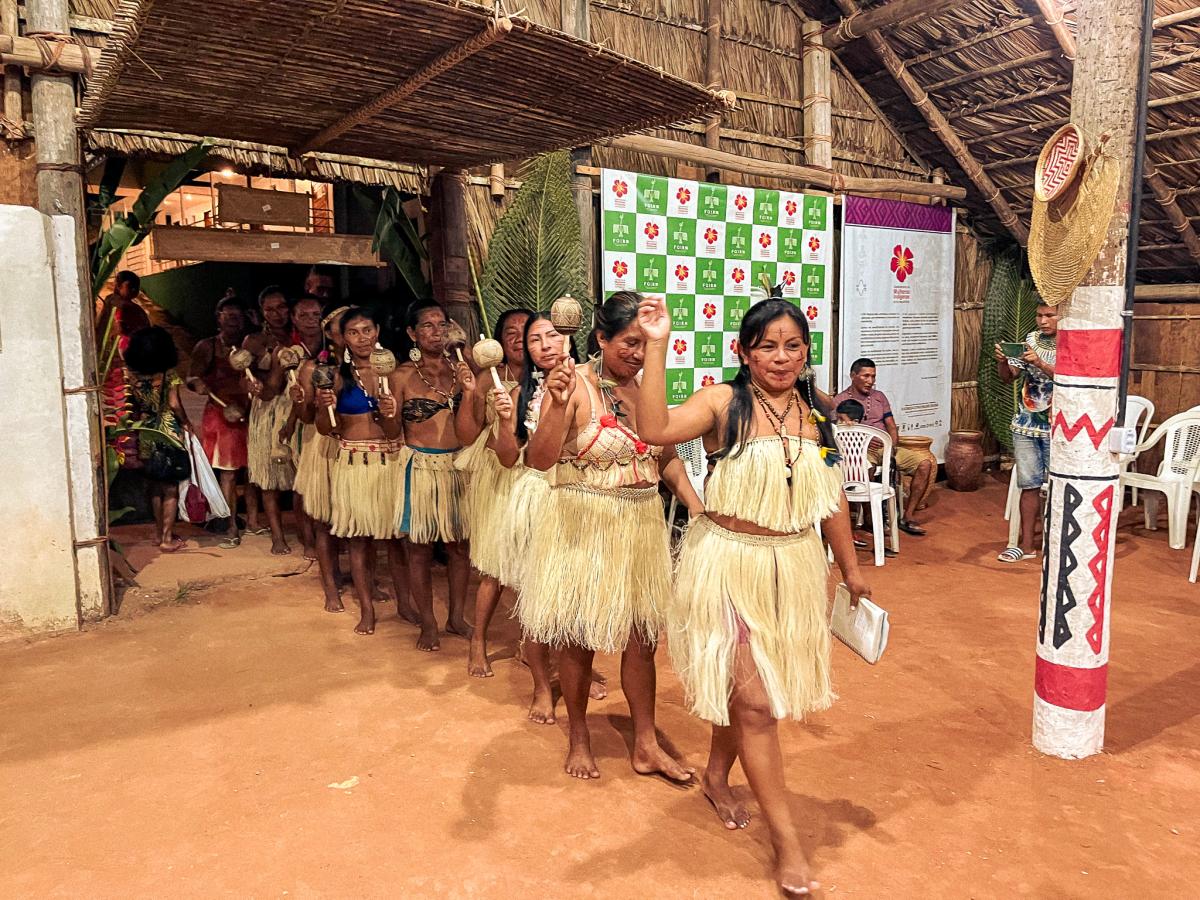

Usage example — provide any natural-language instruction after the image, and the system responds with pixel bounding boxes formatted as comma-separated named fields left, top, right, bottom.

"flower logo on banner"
left=734, top=193, right=749, bottom=211
left=781, top=269, right=797, bottom=287
left=700, top=374, right=716, bottom=387
left=643, top=221, right=660, bottom=240
left=675, top=263, right=690, bottom=281
left=891, top=245, right=915, bottom=282
left=806, top=305, right=819, bottom=321
left=704, top=227, right=720, bottom=245
left=731, top=267, right=746, bottom=284
left=612, top=179, right=629, bottom=198
left=676, top=186, right=692, bottom=205
left=729, top=338, right=739, bottom=355
left=785, top=199, right=798, bottom=217
left=702, top=302, right=717, bottom=319
left=758, top=232, right=773, bottom=250
left=612, top=260, right=629, bottom=278
left=808, top=236, right=821, bottom=252
left=673, top=338, right=688, bottom=355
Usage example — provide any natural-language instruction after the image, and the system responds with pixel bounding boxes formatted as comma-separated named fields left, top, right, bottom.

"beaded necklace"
left=750, top=382, right=799, bottom=476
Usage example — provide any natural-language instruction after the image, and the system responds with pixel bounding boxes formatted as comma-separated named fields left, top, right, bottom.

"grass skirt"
left=668, top=515, right=834, bottom=726
left=499, top=466, right=550, bottom=590
left=293, top=424, right=336, bottom=523
left=329, top=439, right=400, bottom=540
left=395, top=446, right=468, bottom=544
left=456, top=430, right=516, bottom=579
left=518, top=484, right=670, bottom=653
left=247, top=394, right=297, bottom=491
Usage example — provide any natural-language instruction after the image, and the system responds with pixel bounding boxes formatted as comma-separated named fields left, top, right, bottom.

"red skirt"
left=201, top=402, right=248, bottom=471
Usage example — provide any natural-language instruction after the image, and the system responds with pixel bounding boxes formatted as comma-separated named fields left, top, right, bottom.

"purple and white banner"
left=839, top=196, right=956, bottom=460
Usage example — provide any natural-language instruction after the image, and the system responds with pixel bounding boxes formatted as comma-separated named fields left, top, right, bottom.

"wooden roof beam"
left=859, top=15, right=1038, bottom=85
left=1028, top=0, right=1076, bottom=60
left=0, top=32, right=100, bottom=72
left=823, top=0, right=968, bottom=49
left=1154, top=6, right=1200, bottom=29
left=1145, top=163, right=1200, bottom=266
left=832, top=0, right=1028, bottom=243
left=298, top=15, right=513, bottom=155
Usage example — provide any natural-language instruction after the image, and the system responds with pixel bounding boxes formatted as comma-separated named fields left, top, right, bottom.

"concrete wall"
left=0, top=205, right=102, bottom=636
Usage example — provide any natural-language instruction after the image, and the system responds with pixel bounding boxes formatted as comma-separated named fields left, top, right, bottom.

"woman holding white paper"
left=637, top=295, right=871, bottom=898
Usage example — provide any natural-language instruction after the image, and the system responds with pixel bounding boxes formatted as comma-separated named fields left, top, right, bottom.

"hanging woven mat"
left=1028, top=125, right=1122, bottom=306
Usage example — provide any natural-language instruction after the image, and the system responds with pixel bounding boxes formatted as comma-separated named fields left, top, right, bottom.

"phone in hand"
left=1000, top=341, right=1026, bottom=359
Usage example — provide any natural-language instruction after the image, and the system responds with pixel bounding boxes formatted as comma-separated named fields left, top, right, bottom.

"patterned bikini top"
left=555, top=374, right=661, bottom=488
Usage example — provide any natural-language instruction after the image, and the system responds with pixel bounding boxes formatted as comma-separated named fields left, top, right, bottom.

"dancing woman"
left=392, top=300, right=470, bottom=651
left=455, top=308, right=532, bottom=678
left=314, top=307, right=406, bottom=635
left=514, top=292, right=703, bottom=780
left=636, top=296, right=871, bottom=897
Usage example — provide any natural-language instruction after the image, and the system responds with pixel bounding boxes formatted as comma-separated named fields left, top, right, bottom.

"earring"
left=343, top=347, right=351, bottom=364
left=409, top=347, right=422, bottom=363
left=799, top=364, right=815, bottom=383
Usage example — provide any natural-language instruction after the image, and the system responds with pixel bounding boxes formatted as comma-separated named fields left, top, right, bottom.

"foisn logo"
left=806, top=306, right=818, bottom=321
left=758, top=232, right=773, bottom=250
left=781, top=269, right=796, bottom=287
left=643, top=221, right=660, bottom=240
left=612, top=260, right=628, bottom=278
left=611, top=179, right=629, bottom=199
left=704, top=226, right=720, bottom=245
left=808, top=236, right=821, bottom=252
left=702, top=302, right=717, bottom=320
left=673, top=338, right=689, bottom=355
left=674, top=263, right=690, bottom=281
left=676, top=186, right=692, bottom=205
left=730, top=267, right=746, bottom=284
left=734, top=193, right=749, bottom=211
left=700, top=374, right=716, bottom=387
left=785, top=199, right=798, bottom=217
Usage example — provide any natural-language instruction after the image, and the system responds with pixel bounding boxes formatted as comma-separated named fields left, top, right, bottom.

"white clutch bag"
left=830, top=583, right=889, bottom=664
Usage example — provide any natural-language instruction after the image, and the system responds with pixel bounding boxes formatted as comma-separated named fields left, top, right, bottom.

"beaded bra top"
left=556, top=374, right=661, bottom=488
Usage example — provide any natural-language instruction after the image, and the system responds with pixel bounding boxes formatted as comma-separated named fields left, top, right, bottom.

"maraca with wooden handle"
left=549, top=294, right=583, bottom=403
left=228, top=347, right=260, bottom=390
left=277, top=345, right=303, bottom=393
left=472, top=335, right=506, bottom=393
left=445, top=320, right=469, bottom=365
left=311, top=364, right=338, bottom=428
left=370, top=348, right=396, bottom=396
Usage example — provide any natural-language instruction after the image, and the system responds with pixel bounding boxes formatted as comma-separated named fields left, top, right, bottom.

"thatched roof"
left=818, top=0, right=1200, bottom=282
left=78, top=0, right=728, bottom=169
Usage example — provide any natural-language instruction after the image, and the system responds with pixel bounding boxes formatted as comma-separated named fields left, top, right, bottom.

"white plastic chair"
left=1191, top=507, right=1199, bottom=584
left=666, top=436, right=707, bottom=539
left=1119, top=394, right=1155, bottom=509
left=1004, top=468, right=1048, bottom=550
left=1120, top=410, right=1200, bottom=550
left=834, top=424, right=899, bottom=567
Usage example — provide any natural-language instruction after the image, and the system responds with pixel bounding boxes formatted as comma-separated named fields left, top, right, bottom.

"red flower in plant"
left=781, top=269, right=796, bottom=287
left=702, top=302, right=717, bottom=319
left=700, top=374, right=716, bottom=387
left=676, top=186, right=692, bottom=204
left=808, top=236, right=821, bottom=252
left=758, top=232, right=773, bottom=249
left=890, top=244, right=915, bottom=282
left=785, top=199, right=798, bottom=217
left=673, top=338, right=688, bottom=354
left=806, top=305, right=818, bottom=321
left=704, top=226, right=720, bottom=245
left=600, top=413, right=618, bottom=428
left=643, top=221, right=660, bottom=240
left=731, top=267, right=745, bottom=284
left=612, top=179, right=629, bottom=198
left=612, top=260, right=629, bottom=278
left=734, top=193, right=749, bottom=211
left=675, top=264, right=690, bottom=281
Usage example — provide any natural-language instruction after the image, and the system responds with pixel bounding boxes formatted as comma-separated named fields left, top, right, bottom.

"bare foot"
left=777, top=845, right=819, bottom=897
left=632, top=740, right=696, bottom=784
left=397, top=602, right=422, bottom=626
left=467, top=639, right=493, bottom=678
left=324, top=597, right=345, bottom=613
left=565, top=731, right=600, bottom=779
left=416, top=625, right=441, bottom=652
left=701, top=770, right=750, bottom=830
left=528, top=686, right=556, bottom=725
left=588, top=669, right=608, bottom=701
left=445, top=617, right=473, bottom=639
left=354, top=614, right=375, bottom=635
left=270, top=538, right=292, bottom=555
left=302, top=545, right=317, bottom=561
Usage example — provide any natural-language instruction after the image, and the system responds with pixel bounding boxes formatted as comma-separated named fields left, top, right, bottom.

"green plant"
left=479, top=151, right=590, bottom=329
left=977, top=247, right=1042, bottom=453
left=354, top=185, right=431, bottom=300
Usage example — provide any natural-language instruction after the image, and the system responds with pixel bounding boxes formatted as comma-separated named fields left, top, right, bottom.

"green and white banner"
left=600, top=169, right=834, bottom=403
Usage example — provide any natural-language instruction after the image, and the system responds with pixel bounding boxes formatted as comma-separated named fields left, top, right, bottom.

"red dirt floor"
left=1, top=475, right=1197, bottom=898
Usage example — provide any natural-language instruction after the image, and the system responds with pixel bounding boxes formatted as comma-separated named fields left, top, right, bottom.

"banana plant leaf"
left=977, top=247, right=1041, bottom=453
left=479, top=151, right=590, bottom=330
left=354, top=185, right=431, bottom=300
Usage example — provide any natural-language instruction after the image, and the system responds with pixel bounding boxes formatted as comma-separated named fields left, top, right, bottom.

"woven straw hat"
left=1029, top=124, right=1122, bottom=306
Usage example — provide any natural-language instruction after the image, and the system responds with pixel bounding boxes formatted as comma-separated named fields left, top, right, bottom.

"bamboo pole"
left=1143, top=163, right=1200, bottom=267
left=1, top=0, right=21, bottom=136
left=1154, top=6, right=1200, bottom=28
left=488, top=163, right=505, bottom=199
left=703, top=0, right=722, bottom=180
left=605, top=133, right=966, bottom=199
left=1033, top=0, right=1148, bottom=761
left=1133, top=283, right=1200, bottom=300
left=801, top=19, right=832, bottom=170
left=0, top=33, right=100, bottom=72
left=298, top=17, right=513, bottom=154
left=832, top=0, right=1027, bottom=242
left=921, top=49, right=1059, bottom=94
left=1031, top=0, right=1076, bottom=59
left=560, top=0, right=596, bottom=301
left=824, top=0, right=967, bottom=49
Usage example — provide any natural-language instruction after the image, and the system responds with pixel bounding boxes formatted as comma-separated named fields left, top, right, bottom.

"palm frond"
left=977, top=247, right=1040, bottom=452
left=480, top=151, right=590, bottom=334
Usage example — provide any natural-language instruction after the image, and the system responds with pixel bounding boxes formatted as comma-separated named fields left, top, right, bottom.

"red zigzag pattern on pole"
left=1052, top=412, right=1114, bottom=449
left=1085, top=485, right=1114, bottom=654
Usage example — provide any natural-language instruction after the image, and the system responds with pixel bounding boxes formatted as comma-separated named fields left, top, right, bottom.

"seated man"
left=833, top=357, right=932, bottom=536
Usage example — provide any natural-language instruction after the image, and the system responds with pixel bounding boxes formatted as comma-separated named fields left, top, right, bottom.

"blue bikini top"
left=336, top=382, right=378, bottom=415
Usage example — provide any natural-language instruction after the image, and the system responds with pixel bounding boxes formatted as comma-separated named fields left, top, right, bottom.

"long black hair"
left=337, top=306, right=381, bottom=386
left=124, top=326, right=178, bottom=377
left=586, top=291, right=641, bottom=357
left=515, top=312, right=579, bottom=443
left=493, top=307, right=534, bottom=345
left=720, top=299, right=838, bottom=464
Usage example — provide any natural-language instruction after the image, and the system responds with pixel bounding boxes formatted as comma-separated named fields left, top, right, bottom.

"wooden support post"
left=801, top=20, right=832, bottom=170
left=833, top=0, right=1028, bottom=243
left=430, top=169, right=477, bottom=335
left=1033, top=0, right=1149, bottom=760
left=1, top=0, right=22, bottom=136
left=1144, top=164, right=1200, bottom=267
left=703, top=0, right=723, bottom=180
left=824, top=0, right=967, bottom=49
left=562, top=0, right=597, bottom=300
left=488, top=163, right=505, bottom=200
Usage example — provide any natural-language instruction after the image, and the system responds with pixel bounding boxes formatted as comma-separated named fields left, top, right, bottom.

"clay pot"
left=945, top=431, right=985, bottom=492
